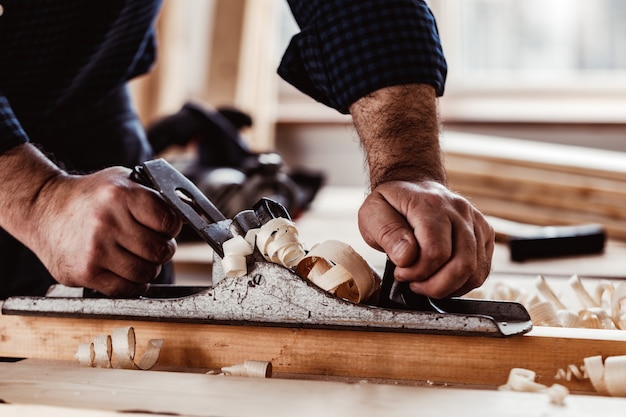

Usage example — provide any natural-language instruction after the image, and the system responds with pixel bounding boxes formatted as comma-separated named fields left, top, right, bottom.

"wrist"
left=0, top=144, right=66, bottom=247
left=349, top=84, right=446, bottom=188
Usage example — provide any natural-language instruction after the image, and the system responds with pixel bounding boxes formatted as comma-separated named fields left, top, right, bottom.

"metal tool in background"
left=2, top=159, right=532, bottom=338
left=488, top=216, right=606, bottom=262
left=146, top=101, right=324, bottom=227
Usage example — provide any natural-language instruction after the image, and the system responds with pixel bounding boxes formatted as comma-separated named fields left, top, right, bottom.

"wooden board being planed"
left=1, top=312, right=626, bottom=393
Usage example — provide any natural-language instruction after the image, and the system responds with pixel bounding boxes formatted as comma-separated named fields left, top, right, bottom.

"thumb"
left=358, top=193, right=418, bottom=267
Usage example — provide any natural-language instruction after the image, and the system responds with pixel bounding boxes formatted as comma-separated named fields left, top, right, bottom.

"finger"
left=394, top=214, right=453, bottom=283
left=87, top=270, right=150, bottom=297
left=410, top=210, right=496, bottom=298
left=100, top=244, right=163, bottom=285
left=119, top=222, right=178, bottom=265
left=450, top=216, right=495, bottom=297
left=127, top=183, right=183, bottom=238
left=358, top=193, right=419, bottom=267
left=456, top=213, right=495, bottom=291
left=407, top=218, right=478, bottom=298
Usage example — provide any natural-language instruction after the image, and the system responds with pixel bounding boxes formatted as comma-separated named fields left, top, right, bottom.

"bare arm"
left=0, top=144, right=182, bottom=296
left=350, top=84, right=494, bottom=298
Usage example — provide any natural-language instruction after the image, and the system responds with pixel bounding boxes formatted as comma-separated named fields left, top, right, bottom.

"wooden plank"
left=1, top=359, right=626, bottom=417
left=1, top=313, right=625, bottom=393
left=443, top=131, right=626, bottom=181
left=235, top=0, right=280, bottom=151
left=442, top=132, right=626, bottom=239
left=463, top=195, right=626, bottom=239
left=204, top=0, right=246, bottom=107
left=446, top=155, right=626, bottom=216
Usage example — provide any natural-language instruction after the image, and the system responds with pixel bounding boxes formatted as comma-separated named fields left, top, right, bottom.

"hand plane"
left=2, top=159, right=532, bottom=338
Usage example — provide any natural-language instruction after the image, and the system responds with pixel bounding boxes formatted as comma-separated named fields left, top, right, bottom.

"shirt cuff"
left=0, top=95, right=29, bottom=154
left=278, top=0, right=447, bottom=114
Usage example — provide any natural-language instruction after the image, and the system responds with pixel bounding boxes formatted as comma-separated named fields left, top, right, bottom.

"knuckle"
left=94, top=180, right=126, bottom=204
left=376, top=222, right=408, bottom=246
left=429, top=287, right=451, bottom=300
left=153, top=239, right=176, bottom=263
left=419, top=242, right=451, bottom=266
left=158, top=206, right=182, bottom=236
left=130, top=261, right=160, bottom=283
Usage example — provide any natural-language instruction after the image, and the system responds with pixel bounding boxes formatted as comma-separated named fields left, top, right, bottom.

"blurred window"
left=433, top=0, right=626, bottom=92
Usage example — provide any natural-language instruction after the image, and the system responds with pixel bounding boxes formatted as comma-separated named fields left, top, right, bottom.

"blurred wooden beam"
left=444, top=132, right=626, bottom=239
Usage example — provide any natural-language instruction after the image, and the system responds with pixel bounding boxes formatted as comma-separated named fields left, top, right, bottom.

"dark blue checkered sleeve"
left=279, top=0, right=447, bottom=114
left=0, top=95, right=28, bottom=153
left=0, top=1, right=160, bottom=154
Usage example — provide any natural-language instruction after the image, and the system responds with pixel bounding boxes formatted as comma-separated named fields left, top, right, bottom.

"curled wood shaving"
left=568, top=275, right=600, bottom=309
left=220, top=218, right=380, bottom=303
left=554, top=364, right=586, bottom=381
left=470, top=275, right=626, bottom=330
left=75, top=342, right=95, bottom=367
left=583, top=355, right=609, bottom=395
left=222, top=235, right=254, bottom=278
left=255, top=218, right=306, bottom=267
left=544, top=384, right=570, bottom=406
left=499, top=368, right=569, bottom=405
left=527, top=301, right=562, bottom=327
left=602, top=355, right=626, bottom=397
left=610, top=283, right=626, bottom=328
left=297, top=240, right=379, bottom=303
left=220, top=360, right=273, bottom=378
left=556, top=309, right=580, bottom=328
left=578, top=308, right=615, bottom=330
left=554, top=355, right=626, bottom=397
left=535, top=275, right=567, bottom=310
left=75, top=326, right=163, bottom=370
left=221, top=218, right=305, bottom=277
left=93, top=334, right=112, bottom=368
left=295, top=255, right=351, bottom=293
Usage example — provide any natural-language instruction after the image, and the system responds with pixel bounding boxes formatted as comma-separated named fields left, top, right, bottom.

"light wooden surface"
left=2, top=359, right=626, bottom=417
left=2, top=312, right=626, bottom=393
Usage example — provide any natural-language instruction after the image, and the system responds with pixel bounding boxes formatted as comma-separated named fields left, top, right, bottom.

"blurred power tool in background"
left=147, top=101, right=324, bottom=242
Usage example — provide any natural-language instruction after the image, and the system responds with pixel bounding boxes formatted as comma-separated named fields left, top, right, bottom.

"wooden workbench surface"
left=3, top=186, right=626, bottom=415
left=2, top=359, right=626, bottom=417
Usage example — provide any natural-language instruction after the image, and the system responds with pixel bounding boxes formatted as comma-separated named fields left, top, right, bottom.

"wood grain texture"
left=1, top=312, right=625, bottom=393
left=2, top=359, right=626, bottom=417
left=442, top=132, right=626, bottom=239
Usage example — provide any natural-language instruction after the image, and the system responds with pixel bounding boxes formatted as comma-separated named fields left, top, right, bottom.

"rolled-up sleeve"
left=0, top=95, right=28, bottom=154
left=278, top=0, right=447, bottom=114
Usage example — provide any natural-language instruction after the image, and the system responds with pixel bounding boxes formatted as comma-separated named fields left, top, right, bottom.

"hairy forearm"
left=0, top=144, right=65, bottom=247
left=349, top=84, right=445, bottom=189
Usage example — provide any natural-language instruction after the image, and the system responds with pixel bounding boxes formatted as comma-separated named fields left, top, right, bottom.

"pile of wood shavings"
left=221, top=218, right=380, bottom=303
left=499, top=368, right=569, bottom=405
left=466, top=274, right=626, bottom=329
left=469, top=275, right=626, bottom=398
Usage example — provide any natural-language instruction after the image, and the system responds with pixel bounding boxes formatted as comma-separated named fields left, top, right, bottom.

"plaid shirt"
left=0, top=0, right=446, bottom=153
left=280, top=0, right=447, bottom=113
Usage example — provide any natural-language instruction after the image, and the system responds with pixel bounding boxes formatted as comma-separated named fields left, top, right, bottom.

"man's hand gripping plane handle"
left=350, top=84, right=495, bottom=300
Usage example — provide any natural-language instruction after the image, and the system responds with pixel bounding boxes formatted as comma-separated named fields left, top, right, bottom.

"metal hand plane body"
left=2, top=159, right=532, bottom=338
